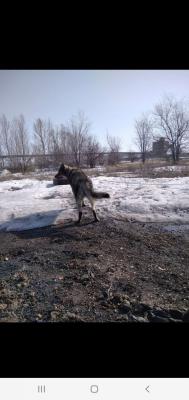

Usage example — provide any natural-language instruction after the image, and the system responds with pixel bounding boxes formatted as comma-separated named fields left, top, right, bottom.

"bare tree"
left=58, top=124, right=72, bottom=161
left=127, top=148, right=137, bottom=162
left=67, top=111, right=90, bottom=167
left=85, top=135, right=105, bottom=168
left=0, top=114, right=13, bottom=156
left=106, top=133, right=121, bottom=165
left=11, top=115, right=31, bottom=172
left=45, top=124, right=71, bottom=165
left=0, top=123, right=5, bottom=168
left=0, top=114, right=32, bottom=171
left=0, top=114, right=17, bottom=169
left=153, top=95, right=189, bottom=163
left=135, top=115, right=153, bottom=163
left=46, top=120, right=56, bottom=154
left=33, top=118, right=49, bottom=155
left=33, top=118, right=53, bottom=168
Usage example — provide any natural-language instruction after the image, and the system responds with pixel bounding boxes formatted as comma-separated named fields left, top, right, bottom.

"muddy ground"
left=0, top=216, right=189, bottom=323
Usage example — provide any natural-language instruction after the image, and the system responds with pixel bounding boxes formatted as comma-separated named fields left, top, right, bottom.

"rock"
left=15, top=274, right=29, bottom=288
left=100, top=301, right=109, bottom=307
left=16, top=282, right=24, bottom=288
left=125, top=311, right=148, bottom=322
left=168, top=318, right=183, bottom=323
left=152, top=309, right=171, bottom=318
left=0, top=316, right=19, bottom=322
left=50, top=311, right=59, bottom=320
left=64, top=312, right=85, bottom=322
left=130, top=315, right=148, bottom=322
left=0, top=288, right=12, bottom=297
left=66, top=312, right=78, bottom=319
left=118, top=301, right=131, bottom=314
left=17, top=274, right=28, bottom=282
left=183, top=310, right=189, bottom=322
left=111, top=294, right=121, bottom=304
left=17, top=249, right=25, bottom=255
left=111, top=294, right=130, bottom=305
left=133, top=303, right=152, bottom=315
left=9, top=300, right=19, bottom=310
left=81, top=274, right=89, bottom=280
left=0, top=303, right=7, bottom=310
left=97, top=294, right=105, bottom=300
left=168, top=309, right=184, bottom=320
left=0, top=281, right=5, bottom=289
left=122, top=315, right=129, bottom=321
left=148, top=312, right=170, bottom=323
left=0, top=312, right=19, bottom=322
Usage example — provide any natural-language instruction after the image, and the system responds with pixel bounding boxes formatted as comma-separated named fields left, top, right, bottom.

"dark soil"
left=0, top=218, right=189, bottom=322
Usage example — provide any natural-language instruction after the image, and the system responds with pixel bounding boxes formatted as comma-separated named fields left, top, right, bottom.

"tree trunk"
left=142, top=153, right=145, bottom=164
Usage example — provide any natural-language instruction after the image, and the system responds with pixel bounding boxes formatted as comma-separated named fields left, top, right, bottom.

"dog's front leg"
left=75, top=211, right=82, bottom=224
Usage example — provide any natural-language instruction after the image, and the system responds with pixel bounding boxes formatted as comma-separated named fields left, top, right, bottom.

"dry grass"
left=85, top=160, right=189, bottom=179
left=1, top=159, right=189, bottom=182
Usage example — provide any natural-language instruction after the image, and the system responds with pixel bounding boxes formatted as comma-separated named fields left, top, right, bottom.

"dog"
left=55, top=164, right=110, bottom=223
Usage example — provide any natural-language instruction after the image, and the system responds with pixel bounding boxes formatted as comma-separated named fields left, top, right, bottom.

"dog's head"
left=55, top=163, right=67, bottom=178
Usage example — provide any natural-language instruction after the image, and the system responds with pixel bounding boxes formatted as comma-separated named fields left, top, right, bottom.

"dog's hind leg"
left=75, top=196, right=83, bottom=224
left=93, top=209, right=100, bottom=222
left=88, top=196, right=99, bottom=222
left=76, top=210, right=82, bottom=224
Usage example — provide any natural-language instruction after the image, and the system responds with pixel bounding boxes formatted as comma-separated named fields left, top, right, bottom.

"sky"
left=1, top=70, right=189, bottom=151
left=0, top=171, right=189, bottom=231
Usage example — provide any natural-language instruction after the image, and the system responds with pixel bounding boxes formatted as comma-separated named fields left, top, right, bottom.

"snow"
left=0, top=169, right=11, bottom=176
left=154, top=165, right=189, bottom=172
left=0, top=175, right=189, bottom=231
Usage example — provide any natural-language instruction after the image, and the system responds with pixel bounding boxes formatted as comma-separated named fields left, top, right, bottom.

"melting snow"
left=0, top=175, right=188, bottom=231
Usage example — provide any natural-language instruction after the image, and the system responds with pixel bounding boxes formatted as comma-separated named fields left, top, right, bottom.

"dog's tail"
left=91, top=191, right=110, bottom=199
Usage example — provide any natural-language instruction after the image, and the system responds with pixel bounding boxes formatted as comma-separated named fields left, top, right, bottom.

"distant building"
left=152, top=137, right=170, bottom=156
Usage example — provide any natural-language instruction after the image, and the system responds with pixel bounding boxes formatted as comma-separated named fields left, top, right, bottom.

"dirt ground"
left=0, top=217, right=189, bottom=322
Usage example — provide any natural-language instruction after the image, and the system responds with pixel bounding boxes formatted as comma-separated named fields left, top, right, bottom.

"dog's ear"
left=55, top=163, right=65, bottom=177
left=61, top=164, right=66, bottom=173
left=59, top=163, right=65, bottom=172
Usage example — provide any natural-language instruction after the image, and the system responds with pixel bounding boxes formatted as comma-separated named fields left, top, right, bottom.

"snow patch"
left=0, top=169, right=11, bottom=176
left=0, top=176, right=189, bottom=231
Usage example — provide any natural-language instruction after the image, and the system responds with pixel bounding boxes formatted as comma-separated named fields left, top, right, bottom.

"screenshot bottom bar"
left=0, top=378, right=188, bottom=399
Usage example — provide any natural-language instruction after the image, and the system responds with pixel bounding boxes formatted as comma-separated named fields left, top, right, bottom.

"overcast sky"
left=1, top=70, right=189, bottom=151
